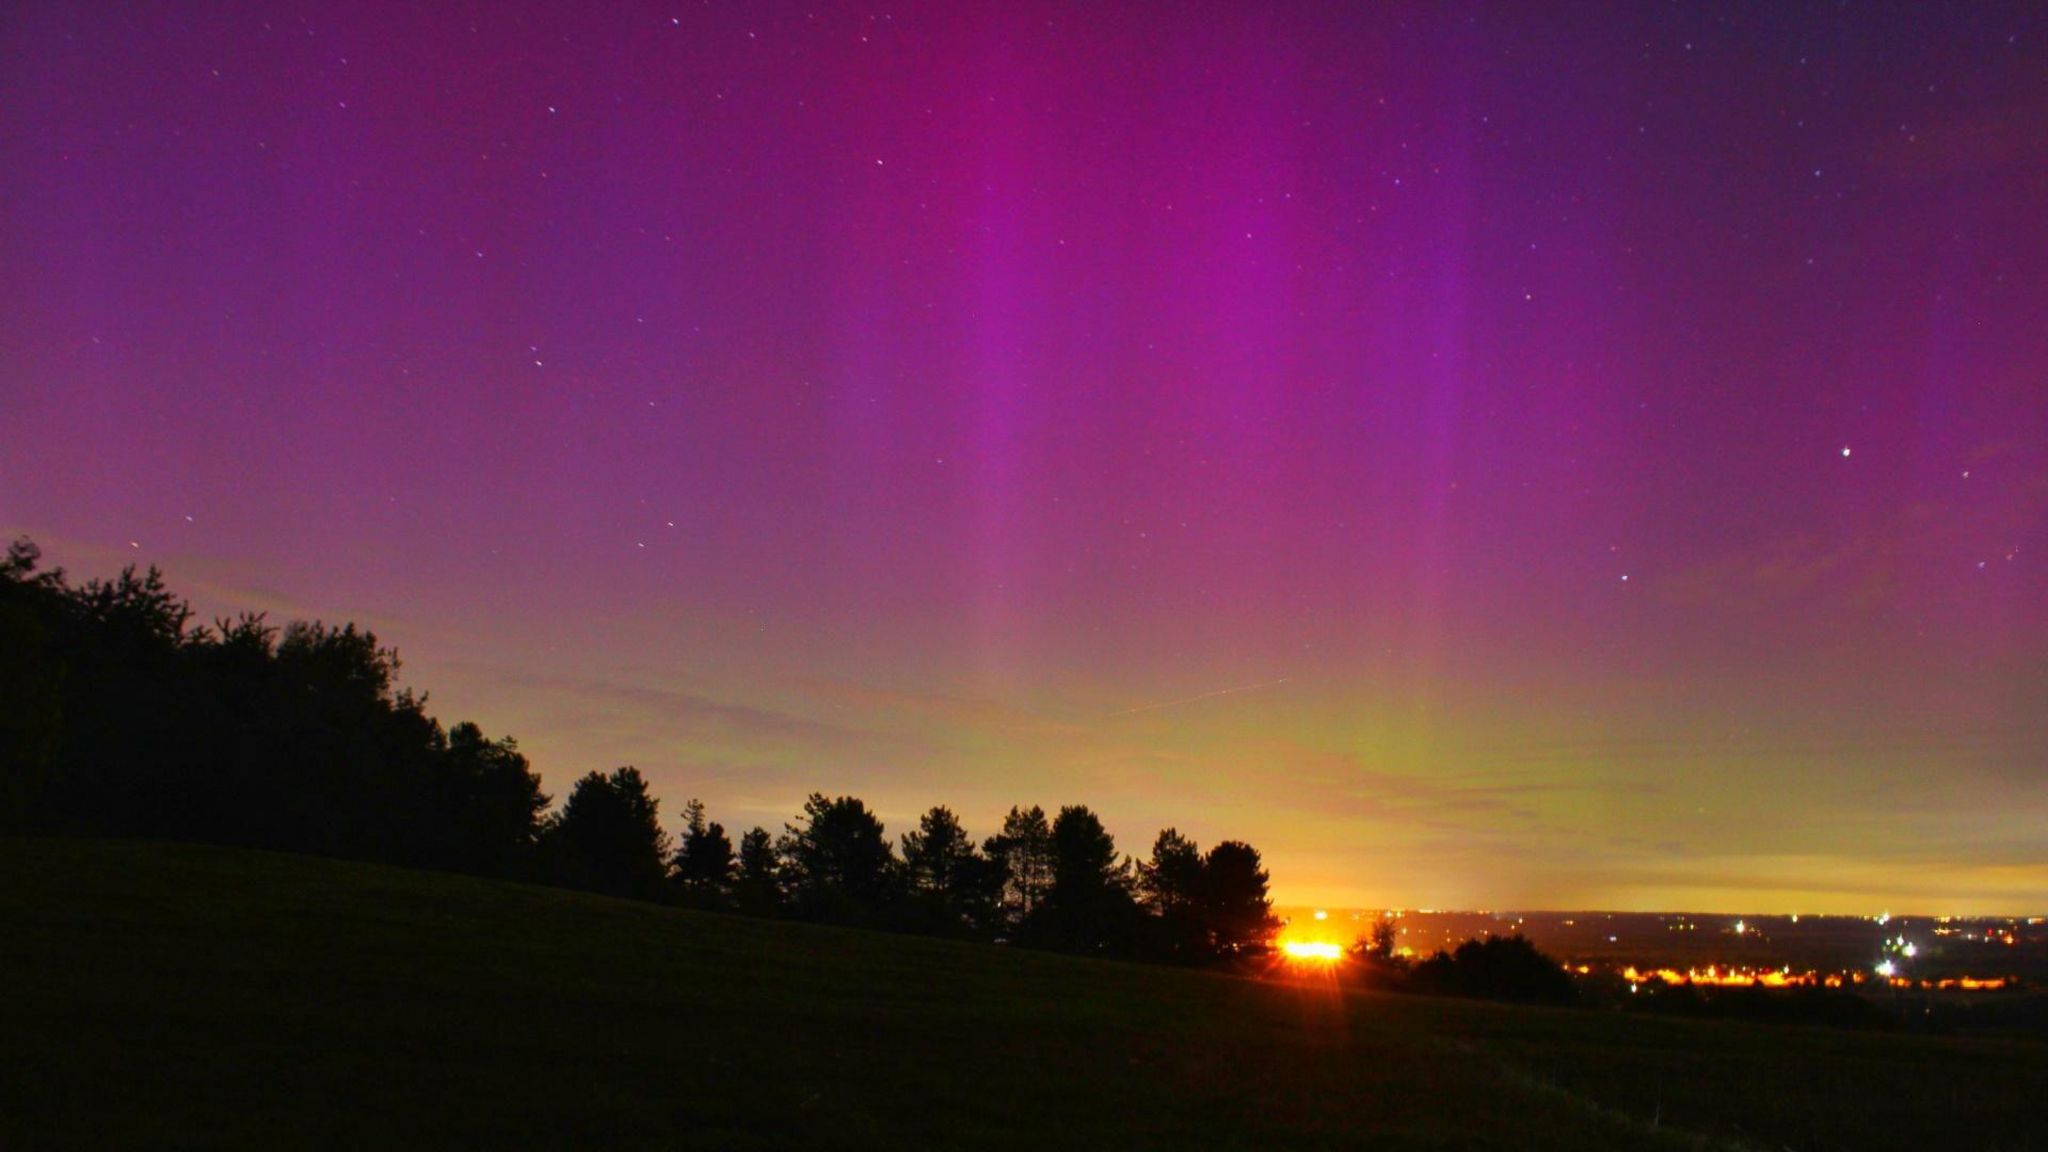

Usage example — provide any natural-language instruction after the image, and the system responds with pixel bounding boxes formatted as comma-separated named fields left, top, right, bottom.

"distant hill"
left=5, top=839, right=2043, bottom=1151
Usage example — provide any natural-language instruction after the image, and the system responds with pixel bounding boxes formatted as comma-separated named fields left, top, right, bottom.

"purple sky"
left=6, top=2, right=2045, bottom=912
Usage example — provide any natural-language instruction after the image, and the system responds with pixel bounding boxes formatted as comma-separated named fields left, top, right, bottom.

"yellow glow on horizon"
left=1280, top=941, right=1344, bottom=962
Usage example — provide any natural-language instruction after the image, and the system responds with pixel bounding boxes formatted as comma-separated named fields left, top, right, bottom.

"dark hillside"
left=4, top=840, right=2042, bottom=1150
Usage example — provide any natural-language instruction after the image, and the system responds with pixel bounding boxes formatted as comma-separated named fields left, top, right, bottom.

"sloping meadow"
left=4, top=839, right=2042, bottom=1151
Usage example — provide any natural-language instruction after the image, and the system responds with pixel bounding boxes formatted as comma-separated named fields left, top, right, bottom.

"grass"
left=4, top=840, right=2042, bottom=1150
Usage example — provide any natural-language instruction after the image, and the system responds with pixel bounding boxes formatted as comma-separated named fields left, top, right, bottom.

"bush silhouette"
left=1410, top=934, right=1577, bottom=1005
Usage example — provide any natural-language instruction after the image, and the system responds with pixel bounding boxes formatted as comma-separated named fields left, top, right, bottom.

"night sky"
left=6, top=3, right=2045, bottom=913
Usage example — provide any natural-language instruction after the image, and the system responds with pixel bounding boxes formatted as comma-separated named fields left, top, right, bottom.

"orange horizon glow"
left=1280, top=941, right=1345, bottom=962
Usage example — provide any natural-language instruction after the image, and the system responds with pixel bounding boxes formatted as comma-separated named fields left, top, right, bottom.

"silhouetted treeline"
left=1, top=541, right=548, bottom=876
left=573, top=784, right=1280, bottom=964
left=1, top=540, right=1277, bottom=966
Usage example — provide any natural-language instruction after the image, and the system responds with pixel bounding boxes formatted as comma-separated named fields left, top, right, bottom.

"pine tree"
left=673, top=797, right=735, bottom=907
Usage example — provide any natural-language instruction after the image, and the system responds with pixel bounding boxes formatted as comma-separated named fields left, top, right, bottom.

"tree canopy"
left=778, top=793, right=899, bottom=925
left=673, top=798, right=736, bottom=908
left=1199, top=840, right=1280, bottom=955
left=0, top=539, right=545, bottom=875
left=1, top=537, right=1305, bottom=971
left=902, top=805, right=1001, bottom=935
left=550, top=767, right=670, bottom=900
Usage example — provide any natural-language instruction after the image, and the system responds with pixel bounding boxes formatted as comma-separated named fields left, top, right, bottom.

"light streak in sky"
left=1112, top=678, right=1292, bottom=718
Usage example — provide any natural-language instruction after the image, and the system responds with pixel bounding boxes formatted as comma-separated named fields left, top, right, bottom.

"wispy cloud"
left=460, top=667, right=929, bottom=766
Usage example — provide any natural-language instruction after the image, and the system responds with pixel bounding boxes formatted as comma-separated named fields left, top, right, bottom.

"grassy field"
left=4, top=840, right=2042, bottom=1150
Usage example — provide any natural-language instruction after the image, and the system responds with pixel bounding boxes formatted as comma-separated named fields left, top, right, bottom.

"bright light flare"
left=1281, top=941, right=1344, bottom=962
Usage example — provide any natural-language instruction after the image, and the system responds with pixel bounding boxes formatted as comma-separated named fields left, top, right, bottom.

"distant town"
left=1276, top=907, right=2046, bottom=997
